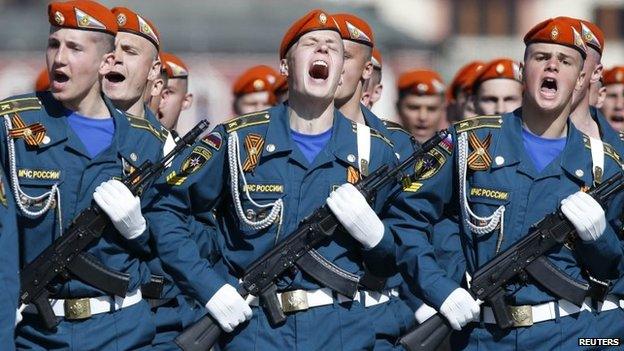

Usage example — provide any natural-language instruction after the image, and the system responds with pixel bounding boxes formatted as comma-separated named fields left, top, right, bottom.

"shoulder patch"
left=413, top=148, right=446, bottom=180
left=455, top=115, right=503, bottom=134
left=127, top=115, right=165, bottom=141
left=166, top=145, right=213, bottom=186
left=350, top=121, right=393, bottom=147
left=201, top=131, right=223, bottom=150
left=382, top=119, right=410, bottom=135
left=583, top=137, right=624, bottom=167
left=0, top=97, right=42, bottom=115
left=225, top=110, right=270, bottom=133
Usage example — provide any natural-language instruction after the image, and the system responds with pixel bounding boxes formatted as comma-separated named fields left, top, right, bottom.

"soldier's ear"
left=362, top=60, right=373, bottom=81
left=575, top=71, right=586, bottom=92
left=147, top=58, right=162, bottom=82
left=279, top=59, right=289, bottom=77
left=518, top=62, right=524, bottom=83
left=590, top=63, right=603, bottom=84
left=99, top=53, right=115, bottom=76
left=182, top=93, right=193, bottom=111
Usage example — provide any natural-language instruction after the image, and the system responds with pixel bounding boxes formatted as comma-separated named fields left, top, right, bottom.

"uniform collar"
left=489, top=109, right=591, bottom=184
left=260, top=103, right=360, bottom=169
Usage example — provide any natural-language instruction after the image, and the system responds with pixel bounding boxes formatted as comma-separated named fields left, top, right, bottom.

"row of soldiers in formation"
left=0, top=0, right=623, bottom=350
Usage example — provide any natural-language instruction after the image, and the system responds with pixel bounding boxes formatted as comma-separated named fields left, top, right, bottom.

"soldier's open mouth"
left=540, top=77, right=557, bottom=95
left=105, top=72, right=126, bottom=83
left=53, top=72, right=69, bottom=83
left=309, top=60, right=329, bottom=80
left=611, top=115, right=624, bottom=122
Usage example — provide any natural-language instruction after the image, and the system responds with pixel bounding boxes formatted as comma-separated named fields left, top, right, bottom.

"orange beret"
left=603, top=67, right=624, bottom=86
left=333, top=13, right=374, bottom=47
left=523, top=17, right=586, bottom=59
left=554, top=17, right=604, bottom=55
left=398, top=69, right=446, bottom=96
left=232, top=65, right=279, bottom=103
left=472, top=58, right=521, bottom=90
left=35, top=68, right=50, bottom=92
left=160, top=52, right=189, bottom=79
left=273, top=75, right=288, bottom=95
left=112, top=7, right=160, bottom=50
left=446, top=61, right=484, bottom=102
left=48, top=0, right=117, bottom=36
left=279, top=9, right=340, bottom=60
left=371, top=48, right=382, bottom=70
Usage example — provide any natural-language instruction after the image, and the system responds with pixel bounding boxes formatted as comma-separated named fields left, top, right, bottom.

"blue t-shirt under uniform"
left=291, top=128, right=333, bottom=164
left=67, top=111, right=115, bottom=158
left=522, top=127, right=566, bottom=173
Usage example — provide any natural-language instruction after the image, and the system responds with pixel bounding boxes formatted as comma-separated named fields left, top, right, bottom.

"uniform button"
left=575, top=169, right=584, bottom=177
left=495, top=156, right=504, bottom=166
left=130, top=153, right=138, bottom=162
left=347, top=154, right=356, bottom=163
left=266, top=144, right=276, bottom=153
left=42, top=136, right=51, bottom=145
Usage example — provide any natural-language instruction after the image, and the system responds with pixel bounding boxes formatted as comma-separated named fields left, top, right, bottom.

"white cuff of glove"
left=560, top=191, right=606, bottom=242
left=93, top=179, right=146, bottom=240
left=415, top=303, right=437, bottom=324
left=15, top=308, right=23, bottom=327
left=326, top=183, right=384, bottom=249
left=205, top=284, right=252, bottom=333
left=439, top=288, right=480, bottom=331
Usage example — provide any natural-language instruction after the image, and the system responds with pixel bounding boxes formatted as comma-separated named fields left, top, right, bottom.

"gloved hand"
left=560, top=191, right=606, bottom=242
left=205, top=284, right=252, bottom=332
left=414, top=303, right=437, bottom=324
left=93, top=179, right=146, bottom=240
left=15, top=307, right=23, bottom=326
left=326, top=183, right=384, bottom=249
left=439, top=288, right=480, bottom=331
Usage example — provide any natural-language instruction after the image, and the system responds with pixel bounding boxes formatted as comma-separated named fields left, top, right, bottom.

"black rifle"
left=398, top=171, right=624, bottom=351
left=19, top=120, right=209, bottom=329
left=174, top=130, right=450, bottom=351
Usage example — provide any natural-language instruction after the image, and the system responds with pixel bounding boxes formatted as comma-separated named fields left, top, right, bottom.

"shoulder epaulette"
left=225, top=110, right=271, bottom=133
left=0, top=97, right=42, bottom=115
left=382, top=119, right=410, bottom=135
left=583, top=137, right=623, bottom=167
left=126, top=115, right=164, bottom=141
left=350, top=121, right=393, bottom=147
left=454, top=115, right=503, bottom=133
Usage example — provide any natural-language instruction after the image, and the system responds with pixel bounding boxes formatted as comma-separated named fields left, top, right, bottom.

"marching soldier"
left=232, top=65, right=280, bottom=115
left=396, top=69, right=447, bottom=144
left=471, top=58, right=523, bottom=116
left=332, top=12, right=416, bottom=348
left=157, top=52, right=192, bottom=132
left=3, top=1, right=163, bottom=348
left=564, top=17, right=624, bottom=340
left=446, top=61, right=484, bottom=122
left=600, top=66, right=624, bottom=132
left=396, top=17, right=624, bottom=349
left=361, top=48, right=383, bottom=109
left=145, top=9, right=401, bottom=349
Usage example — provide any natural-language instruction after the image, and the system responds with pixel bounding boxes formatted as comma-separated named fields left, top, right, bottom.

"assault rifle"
left=19, top=120, right=209, bottom=329
left=174, top=130, right=450, bottom=351
left=398, top=171, right=624, bottom=351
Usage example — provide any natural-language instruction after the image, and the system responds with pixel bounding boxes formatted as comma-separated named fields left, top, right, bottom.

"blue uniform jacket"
left=395, top=110, right=624, bottom=308
left=0, top=92, right=163, bottom=298
left=145, top=103, right=399, bottom=305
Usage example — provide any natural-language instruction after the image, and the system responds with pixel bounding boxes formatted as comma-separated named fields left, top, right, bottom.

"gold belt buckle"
left=64, top=298, right=92, bottom=320
left=280, top=290, right=309, bottom=313
left=509, top=305, right=533, bottom=327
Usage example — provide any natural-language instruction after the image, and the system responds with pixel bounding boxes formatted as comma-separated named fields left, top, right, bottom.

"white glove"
left=93, top=179, right=146, bottom=240
left=439, top=288, right=480, bottom=331
left=205, top=284, right=252, bottom=333
left=15, top=307, right=23, bottom=327
left=560, top=191, right=606, bottom=242
left=415, top=303, right=437, bottom=324
left=326, top=183, right=384, bottom=249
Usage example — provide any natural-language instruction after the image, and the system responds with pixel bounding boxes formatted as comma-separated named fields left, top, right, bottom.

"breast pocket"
left=465, top=184, right=511, bottom=249
left=233, top=182, right=286, bottom=236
